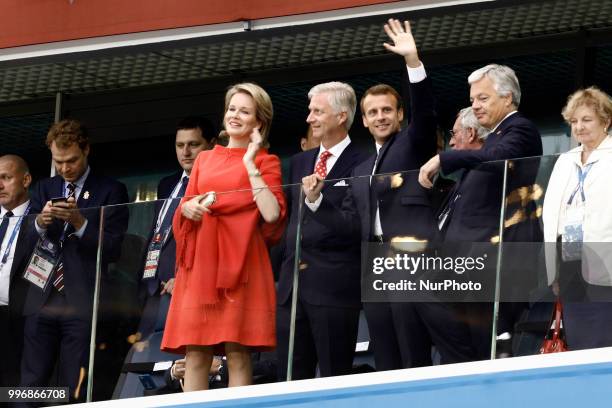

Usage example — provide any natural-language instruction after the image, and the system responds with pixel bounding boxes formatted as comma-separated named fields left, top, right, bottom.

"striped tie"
left=52, top=183, right=77, bottom=292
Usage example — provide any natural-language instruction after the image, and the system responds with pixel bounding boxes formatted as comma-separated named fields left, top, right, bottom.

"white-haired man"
left=449, top=107, right=487, bottom=151
left=276, top=81, right=369, bottom=380
left=426, top=65, right=543, bottom=359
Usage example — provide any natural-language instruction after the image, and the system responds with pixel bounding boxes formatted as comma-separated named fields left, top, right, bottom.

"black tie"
left=158, top=176, right=189, bottom=238
left=67, top=183, right=76, bottom=199
left=0, top=211, right=14, bottom=244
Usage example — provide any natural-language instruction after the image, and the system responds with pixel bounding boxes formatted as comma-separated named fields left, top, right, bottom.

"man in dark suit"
left=276, top=78, right=368, bottom=380
left=303, top=19, right=474, bottom=370
left=0, top=155, right=36, bottom=387
left=20, top=119, right=129, bottom=401
left=137, top=116, right=216, bottom=340
left=420, top=64, right=543, bottom=358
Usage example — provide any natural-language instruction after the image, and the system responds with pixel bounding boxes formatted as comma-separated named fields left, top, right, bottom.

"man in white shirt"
left=301, top=19, right=476, bottom=370
left=0, top=154, right=34, bottom=387
left=276, top=80, right=368, bottom=380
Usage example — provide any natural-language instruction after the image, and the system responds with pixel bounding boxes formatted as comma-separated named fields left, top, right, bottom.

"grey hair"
left=457, top=107, right=488, bottom=140
left=468, top=64, right=521, bottom=108
left=308, top=81, right=357, bottom=130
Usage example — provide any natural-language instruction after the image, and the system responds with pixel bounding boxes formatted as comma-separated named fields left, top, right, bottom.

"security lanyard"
left=1, top=204, right=31, bottom=265
left=154, top=181, right=182, bottom=234
left=567, top=162, right=594, bottom=205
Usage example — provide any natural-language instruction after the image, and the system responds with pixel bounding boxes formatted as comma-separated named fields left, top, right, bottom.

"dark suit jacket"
left=144, top=171, right=182, bottom=295
left=9, top=212, right=37, bottom=320
left=314, top=76, right=438, bottom=244
left=277, top=142, right=368, bottom=308
left=23, top=172, right=129, bottom=319
left=439, top=112, right=543, bottom=243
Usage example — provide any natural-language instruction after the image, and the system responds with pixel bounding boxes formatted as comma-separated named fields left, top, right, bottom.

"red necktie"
left=314, top=151, right=332, bottom=179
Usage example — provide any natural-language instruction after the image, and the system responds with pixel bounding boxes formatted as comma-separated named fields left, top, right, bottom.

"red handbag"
left=539, top=299, right=568, bottom=354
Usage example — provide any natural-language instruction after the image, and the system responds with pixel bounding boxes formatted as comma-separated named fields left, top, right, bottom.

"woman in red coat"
left=161, top=83, right=286, bottom=390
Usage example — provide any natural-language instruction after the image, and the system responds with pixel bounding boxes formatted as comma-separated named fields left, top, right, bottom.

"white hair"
left=457, top=107, right=488, bottom=140
left=468, top=64, right=521, bottom=108
left=308, top=81, right=357, bottom=129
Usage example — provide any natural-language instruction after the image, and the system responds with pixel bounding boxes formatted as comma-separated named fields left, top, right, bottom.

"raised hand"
left=243, top=127, right=264, bottom=166
left=383, top=18, right=420, bottom=67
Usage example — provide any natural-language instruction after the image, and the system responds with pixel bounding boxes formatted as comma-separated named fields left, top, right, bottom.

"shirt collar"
left=65, top=166, right=90, bottom=192
left=318, top=135, right=351, bottom=159
left=490, top=111, right=518, bottom=133
left=375, top=142, right=383, bottom=155
left=572, top=135, right=612, bottom=166
left=1, top=199, right=30, bottom=218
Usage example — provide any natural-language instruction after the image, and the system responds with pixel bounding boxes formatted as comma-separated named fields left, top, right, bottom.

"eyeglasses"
left=449, top=129, right=460, bottom=138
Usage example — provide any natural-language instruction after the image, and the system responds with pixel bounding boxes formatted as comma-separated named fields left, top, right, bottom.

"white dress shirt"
left=0, top=200, right=31, bottom=305
left=155, top=170, right=188, bottom=231
left=372, top=143, right=384, bottom=236
left=306, top=63, right=427, bottom=219
left=489, top=111, right=518, bottom=133
left=305, top=135, right=352, bottom=210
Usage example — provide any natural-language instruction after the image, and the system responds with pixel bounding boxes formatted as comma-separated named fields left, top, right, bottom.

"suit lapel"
left=374, top=133, right=396, bottom=173
left=77, top=173, right=97, bottom=208
left=9, top=213, right=30, bottom=280
left=324, top=143, right=357, bottom=185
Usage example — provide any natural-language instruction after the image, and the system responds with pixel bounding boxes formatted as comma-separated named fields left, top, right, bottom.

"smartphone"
left=50, top=196, right=68, bottom=205
left=138, top=374, right=157, bottom=390
left=200, top=192, right=216, bottom=207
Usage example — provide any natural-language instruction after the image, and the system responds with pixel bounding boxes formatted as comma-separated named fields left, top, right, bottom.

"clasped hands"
left=37, top=197, right=86, bottom=230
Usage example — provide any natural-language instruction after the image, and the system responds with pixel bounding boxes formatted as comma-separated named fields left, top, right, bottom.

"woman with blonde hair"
left=162, top=83, right=286, bottom=389
left=543, top=86, right=612, bottom=350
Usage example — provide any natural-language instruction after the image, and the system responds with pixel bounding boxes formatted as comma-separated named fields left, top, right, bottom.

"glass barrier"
left=290, top=161, right=504, bottom=380
left=2, top=205, right=110, bottom=405
left=7, top=149, right=612, bottom=404
left=499, top=147, right=612, bottom=358
left=95, top=183, right=296, bottom=401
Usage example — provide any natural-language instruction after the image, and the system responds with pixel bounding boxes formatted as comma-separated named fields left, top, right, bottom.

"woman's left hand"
left=243, top=128, right=263, bottom=166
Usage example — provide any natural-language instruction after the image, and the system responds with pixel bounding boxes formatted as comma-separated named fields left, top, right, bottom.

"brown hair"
left=46, top=119, right=89, bottom=150
left=562, top=86, right=612, bottom=127
left=360, top=84, right=403, bottom=115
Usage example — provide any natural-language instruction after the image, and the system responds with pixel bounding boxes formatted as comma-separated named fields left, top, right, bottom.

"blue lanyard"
left=567, top=162, right=594, bottom=205
left=154, top=180, right=183, bottom=234
left=1, top=204, right=31, bottom=265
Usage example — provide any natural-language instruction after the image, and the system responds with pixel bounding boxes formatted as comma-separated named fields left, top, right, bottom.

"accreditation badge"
left=561, top=203, right=585, bottom=262
left=23, top=237, right=60, bottom=290
left=142, top=231, right=166, bottom=280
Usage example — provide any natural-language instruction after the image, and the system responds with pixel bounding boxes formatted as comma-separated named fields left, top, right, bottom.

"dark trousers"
left=21, top=292, right=91, bottom=402
left=363, top=302, right=406, bottom=370
left=137, top=292, right=171, bottom=340
left=276, top=300, right=360, bottom=380
left=0, top=305, right=24, bottom=387
left=366, top=301, right=475, bottom=369
left=558, top=258, right=612, bottom=350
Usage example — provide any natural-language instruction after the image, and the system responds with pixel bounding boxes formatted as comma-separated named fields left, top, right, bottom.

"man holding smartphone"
left=20, top=119, right=129, bottom=402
